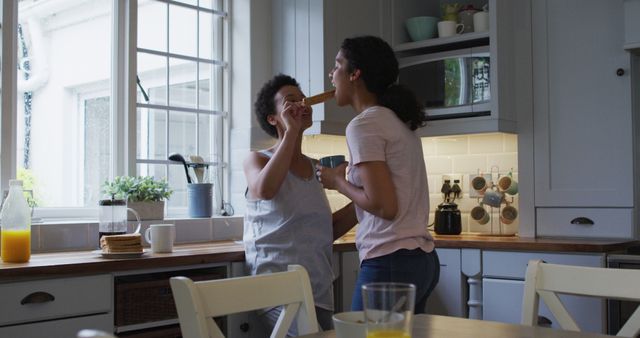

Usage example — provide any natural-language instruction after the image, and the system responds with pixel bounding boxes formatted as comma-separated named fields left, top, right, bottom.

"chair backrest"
left=521, top=259, right=640, bottom=337
left=170, top=264, right=319, bottom=338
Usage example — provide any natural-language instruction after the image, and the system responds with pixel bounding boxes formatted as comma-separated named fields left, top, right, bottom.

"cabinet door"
left=425, top=248, right=464, bottom=317
left=340, top=251, right=361, bottom=311
left=533, top=0, right=632, bottom=207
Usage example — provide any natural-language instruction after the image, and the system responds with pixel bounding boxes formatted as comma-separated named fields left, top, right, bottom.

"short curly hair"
left=254, top=74, right=300, bottom=138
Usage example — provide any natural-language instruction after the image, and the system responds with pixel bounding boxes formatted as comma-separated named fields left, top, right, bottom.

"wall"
left=302, top=132, right=519, bottom=235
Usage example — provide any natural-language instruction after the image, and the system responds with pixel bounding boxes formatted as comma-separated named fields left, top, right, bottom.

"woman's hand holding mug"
left=316, top=161, right=348, bottom=190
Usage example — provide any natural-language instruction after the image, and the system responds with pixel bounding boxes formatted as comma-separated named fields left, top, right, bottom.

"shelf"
left=394, top=31, right=490, bottom=52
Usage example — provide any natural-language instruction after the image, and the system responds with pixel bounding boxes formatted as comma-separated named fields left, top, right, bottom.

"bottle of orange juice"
left=1, top=180, right=32, bottom=263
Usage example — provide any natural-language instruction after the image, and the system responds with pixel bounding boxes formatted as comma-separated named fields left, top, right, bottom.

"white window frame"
left=0, top=0, right=231, bottom=220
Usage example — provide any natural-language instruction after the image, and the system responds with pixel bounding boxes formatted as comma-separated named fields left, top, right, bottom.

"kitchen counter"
left=0, top=241, right=245, bottom=281
left=1, top=235, right=638, bottom=281
left=334, top=232, right=639, bottom=253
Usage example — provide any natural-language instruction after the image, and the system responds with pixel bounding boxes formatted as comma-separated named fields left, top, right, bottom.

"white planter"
left=127, top=200, right=165, bottom=221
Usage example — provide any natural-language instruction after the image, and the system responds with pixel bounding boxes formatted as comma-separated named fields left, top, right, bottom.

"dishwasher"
left=607, top=249, right=640, bottom=337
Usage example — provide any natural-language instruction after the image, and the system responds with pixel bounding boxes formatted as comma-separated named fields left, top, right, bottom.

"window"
left=0, top=0, right=229, bottom=219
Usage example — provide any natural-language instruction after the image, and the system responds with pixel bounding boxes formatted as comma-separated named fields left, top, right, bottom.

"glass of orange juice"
left=362, top=283, right=415, bottom=338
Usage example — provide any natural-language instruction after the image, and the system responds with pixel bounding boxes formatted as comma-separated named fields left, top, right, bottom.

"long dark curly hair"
left=254, top=74, right=300, bottom=138
left=340, top=36, right=426, bottom=130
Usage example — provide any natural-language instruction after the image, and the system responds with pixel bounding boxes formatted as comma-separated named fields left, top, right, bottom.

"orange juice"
left=366, top=330, right=411, bottom=338
left=1, top=229, right=31, bottom=263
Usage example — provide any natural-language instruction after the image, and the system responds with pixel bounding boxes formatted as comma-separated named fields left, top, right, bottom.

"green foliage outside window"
left=17, top=168, right=40, bottom=207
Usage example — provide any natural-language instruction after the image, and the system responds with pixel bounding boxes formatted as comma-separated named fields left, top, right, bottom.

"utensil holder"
left=187, top=183, right=213, bottom=218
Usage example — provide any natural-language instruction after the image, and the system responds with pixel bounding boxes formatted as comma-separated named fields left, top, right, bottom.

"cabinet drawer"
left=483, top=251, right=603, bottom=279
left=0, top=313, right=112, bottom=338
left=0, top=275, right=111, bottom=327
left=537, top=208, right=634, bottom=239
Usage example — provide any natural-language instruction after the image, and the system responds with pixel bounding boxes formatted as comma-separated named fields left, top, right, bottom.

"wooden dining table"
left=299, top=314, right=614, bottom=338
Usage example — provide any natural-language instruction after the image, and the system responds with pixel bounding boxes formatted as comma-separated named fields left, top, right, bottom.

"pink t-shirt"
left=346, top=106, right=434, bottom=262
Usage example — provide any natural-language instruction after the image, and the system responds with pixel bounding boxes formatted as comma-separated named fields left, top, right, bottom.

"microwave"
left=398, top=46, right=490, bottom=121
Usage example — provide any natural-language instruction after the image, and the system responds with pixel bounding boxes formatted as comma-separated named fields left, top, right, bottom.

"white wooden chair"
left=170, top=264, right=318, bottom=338
left=521, top=259, right=640, bottom=337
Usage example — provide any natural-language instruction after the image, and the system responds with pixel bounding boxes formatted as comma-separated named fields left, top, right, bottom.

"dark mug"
left=319, top=155, right=346, bottom=168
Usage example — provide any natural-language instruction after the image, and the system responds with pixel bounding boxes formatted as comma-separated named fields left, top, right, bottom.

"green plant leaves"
left=102, top=176, right=173, bottom=202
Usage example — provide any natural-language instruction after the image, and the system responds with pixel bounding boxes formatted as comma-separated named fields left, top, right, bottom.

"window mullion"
left=1, top=1, right=19, bottom=193
left=126, top=0, right=139, bottom=176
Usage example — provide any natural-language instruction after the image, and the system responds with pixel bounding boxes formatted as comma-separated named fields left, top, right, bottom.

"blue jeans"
left=351, top=248, right=440, bottom=313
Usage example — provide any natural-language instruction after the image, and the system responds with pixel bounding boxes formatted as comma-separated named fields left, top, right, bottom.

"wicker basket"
left=115, top=267, right=226, bottom=326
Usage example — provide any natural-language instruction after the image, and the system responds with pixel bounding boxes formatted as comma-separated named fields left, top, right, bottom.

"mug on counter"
left=145, top=224, right=176, bottom=253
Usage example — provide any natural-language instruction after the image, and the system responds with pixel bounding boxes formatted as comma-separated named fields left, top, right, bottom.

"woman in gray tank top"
left=243, top=74, right=357, bottom=335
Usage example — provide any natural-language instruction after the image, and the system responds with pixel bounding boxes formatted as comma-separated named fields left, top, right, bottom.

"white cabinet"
left=339, top=251, right=361, bottom=312
left=272, top=0, right=389, bottom=135
left=624, top=0, right=640, bottom=49
left=425, top=248, right=464, bottom=317
left=273, top=0, right=529, bottom=137
left=388, top=0, right=530, bottom=137
left=532, top=1, right=633, bottom=208
left=0, top=275, right=113, bottom=338
left=0, top=314, right=113, bottom=338
left=482, top=250, right=606, bottom=334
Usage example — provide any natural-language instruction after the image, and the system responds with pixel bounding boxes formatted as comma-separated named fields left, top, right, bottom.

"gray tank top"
left=243, top=151, right=334, bottom=310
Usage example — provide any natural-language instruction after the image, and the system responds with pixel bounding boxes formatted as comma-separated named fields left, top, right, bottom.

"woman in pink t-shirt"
left=317, top=36, right=440, bottom=313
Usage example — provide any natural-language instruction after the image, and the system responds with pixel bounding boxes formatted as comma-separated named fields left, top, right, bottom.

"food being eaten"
left=302, top=89, right=336, bottom=106
left=100, top=233, right=143, bottom=253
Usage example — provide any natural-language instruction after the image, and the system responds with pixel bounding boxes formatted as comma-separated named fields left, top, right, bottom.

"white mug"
left=473, top=11, right=489, bottom=32
left=437, top=20, right=465, bottom=38
left=145, top=224, right=175, bottom=253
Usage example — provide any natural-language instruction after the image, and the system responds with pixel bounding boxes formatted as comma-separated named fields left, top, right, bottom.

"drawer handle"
left=21, top=291, right=55, bottom=305
left=570, top=217, right=594, bottom=225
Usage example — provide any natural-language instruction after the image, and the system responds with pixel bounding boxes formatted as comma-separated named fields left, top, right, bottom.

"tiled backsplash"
left=25, top=217, right=244, bottom=253
left=302, top=133, right=519, bottom=235
left=22, top=133, right=517, bottom=253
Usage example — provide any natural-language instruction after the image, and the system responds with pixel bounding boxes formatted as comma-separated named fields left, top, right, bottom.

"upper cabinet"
left=624, top=0, right=640, bottom=50
left=273, top=0, right=529, bottom=137
left=390, top=0, right=528, bottom=137
left=531, top=0, right=637, bottom=239
left=272, top=0, right=390, bottom=135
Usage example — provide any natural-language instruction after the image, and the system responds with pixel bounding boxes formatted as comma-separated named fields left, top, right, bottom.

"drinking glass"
left=362, top=282, right=415, bottom=338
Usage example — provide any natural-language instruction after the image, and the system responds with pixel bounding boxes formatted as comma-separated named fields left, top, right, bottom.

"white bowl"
left=332, top=311, right=367, bottom=338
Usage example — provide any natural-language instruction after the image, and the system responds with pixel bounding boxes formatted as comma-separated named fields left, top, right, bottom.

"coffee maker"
left=98, top=197, right=128, bottom=240
left=434, top=179, right=462, bottom=235
left=98, top=196, right=141, bottom=242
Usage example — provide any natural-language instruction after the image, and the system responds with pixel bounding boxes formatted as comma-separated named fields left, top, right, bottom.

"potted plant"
left=102, top=176, right=173, bottom=220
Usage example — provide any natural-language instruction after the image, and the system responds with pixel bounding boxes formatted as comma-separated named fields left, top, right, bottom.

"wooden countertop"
left=0, top=241, right=245, bottom=281
left=1, top=235, right=638, bottom=281
left=333, top=232, right=639, bottom=253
